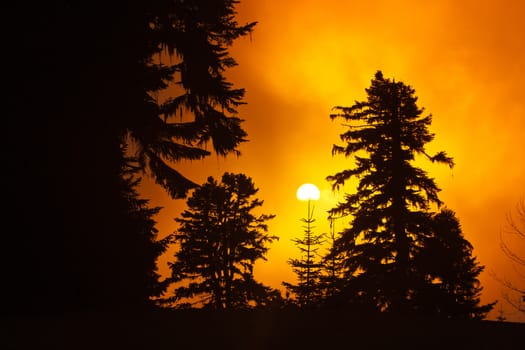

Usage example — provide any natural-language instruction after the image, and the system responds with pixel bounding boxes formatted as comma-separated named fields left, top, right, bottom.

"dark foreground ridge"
left=5, top=310, right=524, bottom=349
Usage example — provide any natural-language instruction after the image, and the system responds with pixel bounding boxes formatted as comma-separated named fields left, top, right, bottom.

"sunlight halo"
left=296, top=183, right=320, bottom=201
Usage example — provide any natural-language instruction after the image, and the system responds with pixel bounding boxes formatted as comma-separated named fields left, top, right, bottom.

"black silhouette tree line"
left=53, top=0, right=255, bottom=311
left=14, top=1, right=502, bottom=318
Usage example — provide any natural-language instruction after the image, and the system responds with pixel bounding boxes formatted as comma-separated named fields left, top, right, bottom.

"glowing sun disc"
left=296, top=183, right=320, bottom=201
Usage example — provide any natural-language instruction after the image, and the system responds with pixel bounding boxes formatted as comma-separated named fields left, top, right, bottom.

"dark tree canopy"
left=124, top=0, right=255, bottom=198
left=325, top=71, right=490, bottom=318
left=64, top=0, right=255, bottom=199
left=165, top=173, right=280, bottom=309
left=6, top=0, right=256, bottom=313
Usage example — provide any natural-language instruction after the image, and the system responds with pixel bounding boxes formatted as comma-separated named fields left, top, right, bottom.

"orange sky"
left=141, top=0, right=525, bottom=321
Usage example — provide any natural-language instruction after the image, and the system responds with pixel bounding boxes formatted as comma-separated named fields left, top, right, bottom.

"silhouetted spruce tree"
left=42, top=1, right=256, bottom=312
left=283, top=204, right=325, bottom=308
left=166, top=173, right=280, bottom=309
left=414, top=209, right=495, bottom=319
left=326, top=71, right=454, bottom=314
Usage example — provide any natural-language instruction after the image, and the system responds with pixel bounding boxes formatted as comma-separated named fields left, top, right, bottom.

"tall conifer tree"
left=283, top=205, right=325, bottom=308
left=326, top=71, right=454, bottom=313
left=166, top=173, right=279, bottom=309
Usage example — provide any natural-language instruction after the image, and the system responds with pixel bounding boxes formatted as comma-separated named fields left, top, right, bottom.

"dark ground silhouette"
left=5, top=310, right=524, bottom=349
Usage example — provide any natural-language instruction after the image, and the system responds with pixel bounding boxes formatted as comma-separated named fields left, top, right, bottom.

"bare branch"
left=496, top=197, right=525, bottom=315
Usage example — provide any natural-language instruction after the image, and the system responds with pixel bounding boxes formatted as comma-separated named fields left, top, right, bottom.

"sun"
left=296, top=183, right=320, bottom=201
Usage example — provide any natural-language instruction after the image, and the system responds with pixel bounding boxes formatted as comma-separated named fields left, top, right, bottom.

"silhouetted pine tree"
left=125, top=0, right=255, bottom=198
left=41, top=1, right=256, bottom=312
left=414, top=209, right=495, bottom=319
left=283, top=204, right=325, bottom=308
left=326, top=71, right=454, bottom=314
left=166, top=173, right=280, bottom=309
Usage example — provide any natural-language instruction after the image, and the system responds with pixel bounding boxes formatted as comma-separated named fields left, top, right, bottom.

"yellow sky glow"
left=141, top=0, right=525, bottom=322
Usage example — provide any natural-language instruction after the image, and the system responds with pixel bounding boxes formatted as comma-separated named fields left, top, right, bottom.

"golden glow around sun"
left=296, top=183, right=321, bottom=201
left=144, top=0, right=525, bottom=322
